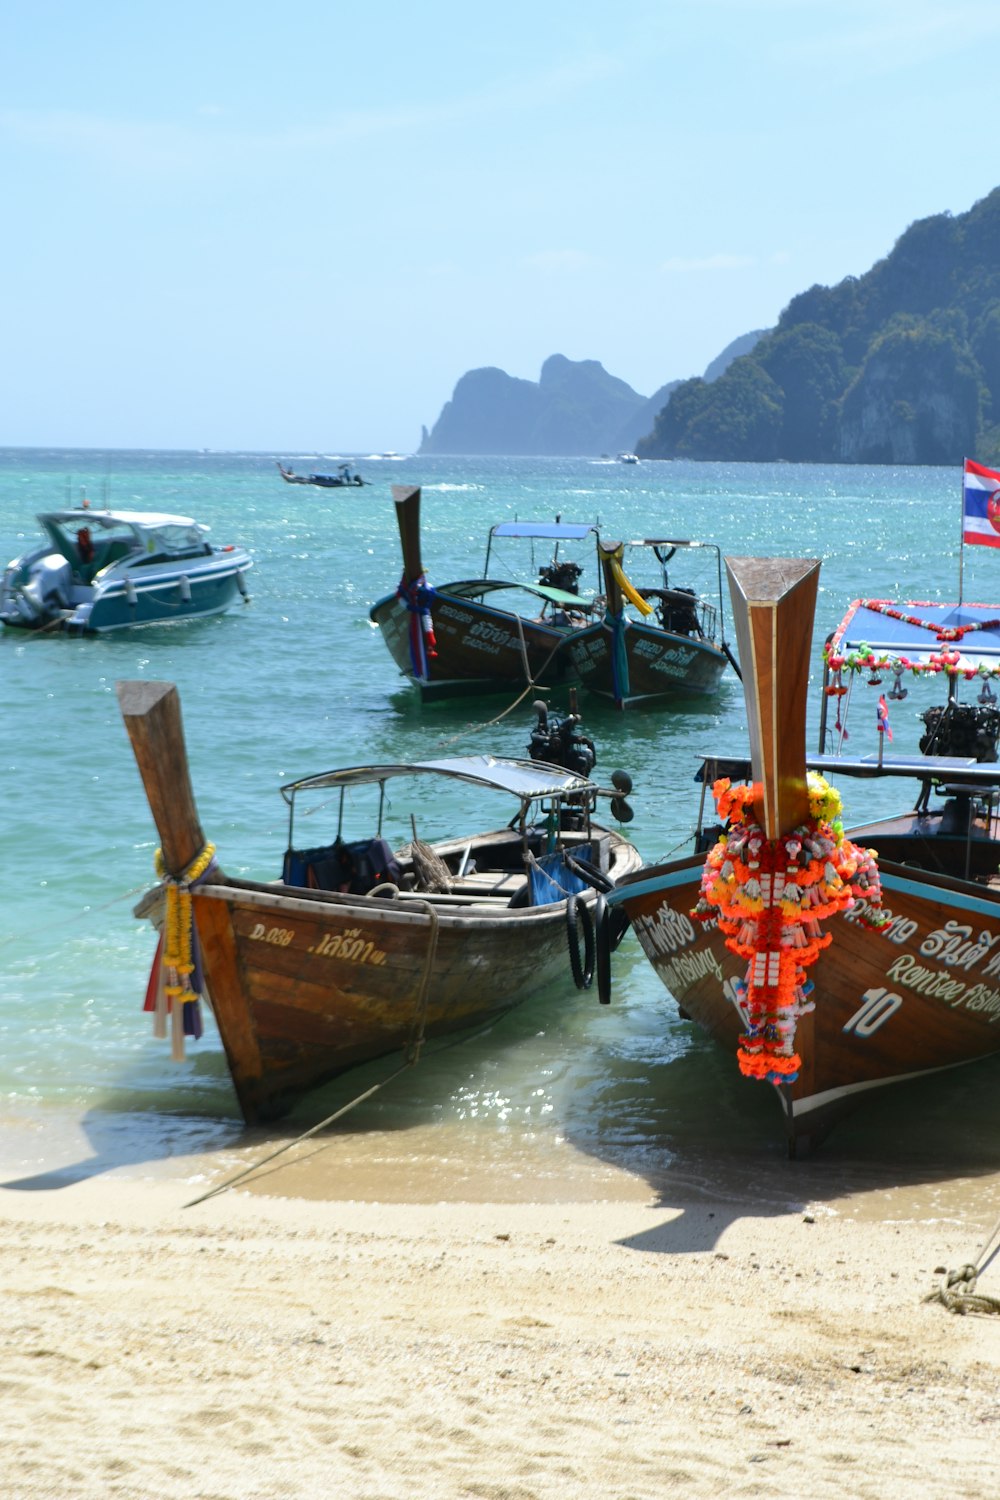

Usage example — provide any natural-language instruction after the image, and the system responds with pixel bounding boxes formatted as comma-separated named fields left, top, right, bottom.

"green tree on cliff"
left=641, top=186, right=1000, bottom=464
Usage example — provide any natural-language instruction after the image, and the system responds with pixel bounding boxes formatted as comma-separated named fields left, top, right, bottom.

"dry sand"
left=3, top=1133, right=1000, bottom=1500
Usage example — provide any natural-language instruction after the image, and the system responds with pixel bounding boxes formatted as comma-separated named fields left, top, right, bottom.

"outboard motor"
left=528, top=698, right=596, bottom=778
left=920, top=702, right=1000, bottom=762
left=537, top=559, right=582, bottom=595
left=19, top=554, right=73, bottom=623
left=657, top=585, right=700, bottom=636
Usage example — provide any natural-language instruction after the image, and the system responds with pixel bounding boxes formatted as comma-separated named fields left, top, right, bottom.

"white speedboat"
left=0, top=508, right=252, bottom=634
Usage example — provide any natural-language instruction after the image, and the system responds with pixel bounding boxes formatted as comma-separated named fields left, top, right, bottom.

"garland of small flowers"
left=860, top=599, right=1000, bottom=643
left=824, top=642, right=1000, bottom=689
left=693, top=774, right=886, bottom=1085
left=825, top=596, right=1000, bottom=686
left=152, top=841, right=216, bottom=1037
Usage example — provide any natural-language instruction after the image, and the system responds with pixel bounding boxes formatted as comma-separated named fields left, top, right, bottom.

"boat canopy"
left=490, top=521, right=596, bottom=541
left=448, top=578, right=592, bottom=608
left=39, top=509, right=203, bottom=531
left=830, top=598, right=1000, bottom=671
left=37, top=509, right=212, bottom=563
left=280, top=755, right=599, bottom=804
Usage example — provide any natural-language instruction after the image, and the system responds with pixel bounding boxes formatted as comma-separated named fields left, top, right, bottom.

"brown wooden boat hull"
left=370, top=588, right=580, bottom=698
left=611, top=853, right=1000, bottom=1151
left=118, top=676, right=644, bottom=1125
left=175, top=848, right=635, bottom=1123
left=565, top=618, right=728, bottom=705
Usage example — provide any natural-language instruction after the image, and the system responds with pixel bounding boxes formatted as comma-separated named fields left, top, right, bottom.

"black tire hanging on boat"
left=563, top=851, right=615, bottom=895
left=608, top=903, right=631, bottom=952
left=594, top=895, right=613, bottom=1004
left=566, top=894, right=595, bottom=990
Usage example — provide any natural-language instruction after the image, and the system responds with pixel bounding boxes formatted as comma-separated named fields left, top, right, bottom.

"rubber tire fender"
left=594, top=895, right=613, bottom=1005
left=563, top=851, right=614, bottom=894
left=566, top=894, right=595, bottom=990
left=608, top=903, right=631, bottom=952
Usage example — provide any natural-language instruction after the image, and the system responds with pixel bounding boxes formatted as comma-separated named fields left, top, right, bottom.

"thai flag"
left=962, top=458, right=1000, bottom=548
left=877, top=694, right=893, bottom=741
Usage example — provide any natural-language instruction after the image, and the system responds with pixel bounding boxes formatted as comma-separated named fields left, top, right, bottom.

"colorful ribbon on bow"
left=145, top=841, right=216, bottom=1060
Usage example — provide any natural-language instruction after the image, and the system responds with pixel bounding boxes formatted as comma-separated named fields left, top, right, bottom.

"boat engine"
left=15, top=554, right=74, bottom=624
left=537, top=559, right=582, bottom=594
left=528, top=699, right=596, bottom=778
left=919, top=701, right=1000, bottom=762
left=528, top=698, right=634, bottom=823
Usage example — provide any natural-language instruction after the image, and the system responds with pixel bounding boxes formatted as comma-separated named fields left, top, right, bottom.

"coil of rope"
left=924, top=1212, right=1000, bottom=1316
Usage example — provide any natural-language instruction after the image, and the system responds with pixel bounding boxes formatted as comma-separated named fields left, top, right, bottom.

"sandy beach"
left=3, top=1123, right=1000, bottom=1500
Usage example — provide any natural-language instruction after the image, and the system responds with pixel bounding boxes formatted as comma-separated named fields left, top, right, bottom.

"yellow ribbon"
left=608, top=555, right=654, bottom=616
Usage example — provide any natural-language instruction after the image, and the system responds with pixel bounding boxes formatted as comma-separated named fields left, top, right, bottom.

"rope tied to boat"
left=148, top=841, right=217, bottom=1058
left=182, top=890, right=441, bottom=1209
left=925, top=1213, right=1000, bottom=1316
left=431, top=630, right=572, bottom=753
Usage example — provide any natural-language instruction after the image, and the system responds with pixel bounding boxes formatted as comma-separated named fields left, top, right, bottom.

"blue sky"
left=3, top=0, right=1000, bottom=453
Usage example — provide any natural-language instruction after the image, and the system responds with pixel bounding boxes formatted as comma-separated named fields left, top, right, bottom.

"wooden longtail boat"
left=564, top=536, right=735, bottom=708
left=118, top=680, right=642, bottom=1124
left=368, top=485, right=598, bottom=700
left=607, top=556, right=1000, bottom=1155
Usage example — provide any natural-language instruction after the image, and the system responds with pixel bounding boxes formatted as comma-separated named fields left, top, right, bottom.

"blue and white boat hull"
left=0, top=508, right=253, bottom=634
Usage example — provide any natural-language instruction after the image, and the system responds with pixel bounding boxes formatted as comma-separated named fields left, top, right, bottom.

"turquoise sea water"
left=4, top=448, right=1000, bottom=1196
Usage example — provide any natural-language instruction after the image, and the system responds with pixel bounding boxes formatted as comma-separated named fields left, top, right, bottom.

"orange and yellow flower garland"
left=693, top=774, right=885, bottom=1085
left=153, top=841, right=216, bottom=1017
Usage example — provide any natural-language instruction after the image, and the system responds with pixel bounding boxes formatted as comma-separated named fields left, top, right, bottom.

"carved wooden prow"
left=116, top=680, right=206, bottom=878
left=392, top=484, right=423, bottom=585
left=724, top=556, right=821, bottom=840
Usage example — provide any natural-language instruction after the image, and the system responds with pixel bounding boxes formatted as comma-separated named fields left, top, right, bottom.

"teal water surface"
left=3, top=448, right=1000, bottom=1190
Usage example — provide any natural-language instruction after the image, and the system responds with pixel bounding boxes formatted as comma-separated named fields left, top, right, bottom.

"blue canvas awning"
left=490, top=521, right=596, bottom=541
left=830, top=598, right=1000, bottom=671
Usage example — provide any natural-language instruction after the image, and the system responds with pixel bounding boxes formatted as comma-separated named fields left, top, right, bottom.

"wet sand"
left=3, top=1103, right=1000, bottom=1500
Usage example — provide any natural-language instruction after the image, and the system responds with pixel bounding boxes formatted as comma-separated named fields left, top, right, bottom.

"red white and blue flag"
left=877, top=694, right=893, bottom=741
left=962, top=458, right=1000, bottom=548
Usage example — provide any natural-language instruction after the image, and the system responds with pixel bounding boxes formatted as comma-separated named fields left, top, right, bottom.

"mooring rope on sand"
left=183, top=894, right=442, bottom=1209
left=925, top=1211, right=1000, bottom=1316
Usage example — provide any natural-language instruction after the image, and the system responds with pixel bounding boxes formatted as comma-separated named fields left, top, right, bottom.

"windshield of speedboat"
left=143, top=522, right=211, bottom=557
left=41, top=516, right=143, bottom=566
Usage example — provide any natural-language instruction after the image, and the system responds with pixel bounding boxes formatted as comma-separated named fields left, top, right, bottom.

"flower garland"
left=825, top=641, right=1000, bottom=683
left=825, top=594, right=1000, bottom=685
left=149, top=841, right=216, bottom=1047
left=693, top=774, right=885, bottom=1086
left=860, top=599, right=1000, bottom=643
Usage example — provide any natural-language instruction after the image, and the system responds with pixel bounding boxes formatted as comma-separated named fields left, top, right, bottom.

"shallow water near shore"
left=3, top=448, right=1000, bottom=1228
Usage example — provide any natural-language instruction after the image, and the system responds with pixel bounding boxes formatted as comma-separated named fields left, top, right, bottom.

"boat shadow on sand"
left=7, top=970, right=1000, bottom=1267
left=605, top=1048, right=1000, bottom=1257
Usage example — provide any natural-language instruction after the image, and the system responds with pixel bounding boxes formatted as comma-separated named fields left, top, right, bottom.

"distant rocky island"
left=418, top=337, right=761, bottom=459
left=421, top=186, right=1000, bottom=466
